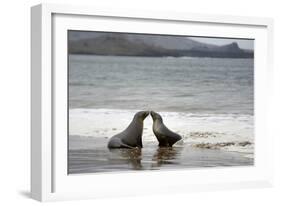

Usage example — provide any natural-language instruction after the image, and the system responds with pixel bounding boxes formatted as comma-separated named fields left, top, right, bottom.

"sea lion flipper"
left=108, top=138, right=135, bottom=149
left=120, top=142, right=135, bottom=149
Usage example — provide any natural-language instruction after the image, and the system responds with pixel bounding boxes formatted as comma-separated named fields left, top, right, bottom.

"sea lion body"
left=107, top=111, right=149, bottom=149
left=150, top=111, right=182, bottom=147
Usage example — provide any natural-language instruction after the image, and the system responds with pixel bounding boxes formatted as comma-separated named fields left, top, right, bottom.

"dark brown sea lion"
left=107, top=111, right=149, bottom=149
left=150, top=111, right=182, bottom=147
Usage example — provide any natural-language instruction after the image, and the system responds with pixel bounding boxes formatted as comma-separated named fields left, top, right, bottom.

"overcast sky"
left=189, top=37, right=254, bottom=50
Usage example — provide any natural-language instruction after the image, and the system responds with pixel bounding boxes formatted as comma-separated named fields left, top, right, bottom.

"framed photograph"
left=31, top=3, right=274, bottom=201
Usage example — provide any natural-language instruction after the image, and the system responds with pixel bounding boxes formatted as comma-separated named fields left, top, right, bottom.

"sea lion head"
left=150, top=111, right=163, bottom=122
left=134, top=111, right=150, bottom=121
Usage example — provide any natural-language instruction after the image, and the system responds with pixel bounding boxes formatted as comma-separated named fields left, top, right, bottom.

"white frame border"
left=31, top=3, right=274, bottom=202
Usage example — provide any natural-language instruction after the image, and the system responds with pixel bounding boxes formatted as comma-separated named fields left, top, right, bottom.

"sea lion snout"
left=142, top=111, right=150, bottom=119
left=144, top=110, right=150, bottom=117
left=150, top=111, right=162, bottom=121
left=136, top=110, right=150, bottom=120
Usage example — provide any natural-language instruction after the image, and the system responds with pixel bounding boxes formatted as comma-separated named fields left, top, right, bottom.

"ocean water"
left=69, top=55, right=253, bottom=114
left=68, top=55, right=254, bottom=173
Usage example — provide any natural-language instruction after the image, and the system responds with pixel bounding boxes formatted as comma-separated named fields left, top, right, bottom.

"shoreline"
left=69, top=53, right=254, bottom=59
left=68, top=136, right=254, bottom=174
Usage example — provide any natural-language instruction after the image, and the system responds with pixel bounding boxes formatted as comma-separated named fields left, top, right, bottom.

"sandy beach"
left=68, top=135, right=253, bottom=174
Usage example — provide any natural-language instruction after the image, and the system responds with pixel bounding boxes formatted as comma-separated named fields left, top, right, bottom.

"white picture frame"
left=31, top=3, right=274, bottom=202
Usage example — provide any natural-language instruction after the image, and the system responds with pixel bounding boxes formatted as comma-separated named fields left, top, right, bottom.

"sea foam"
left=69, top=108, right=254, bottom=158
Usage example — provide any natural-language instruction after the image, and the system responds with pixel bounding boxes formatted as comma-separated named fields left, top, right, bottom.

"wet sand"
left=68, top=136, right=254, bottom=174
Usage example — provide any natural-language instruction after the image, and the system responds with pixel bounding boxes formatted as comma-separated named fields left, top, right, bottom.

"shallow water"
left=68, top=136, right=253, bottom=174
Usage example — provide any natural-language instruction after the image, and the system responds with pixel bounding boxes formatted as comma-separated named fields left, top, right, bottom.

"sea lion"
left=107, top=111, right=149, bottom=149
left=150, top=111, right=182, bottom=147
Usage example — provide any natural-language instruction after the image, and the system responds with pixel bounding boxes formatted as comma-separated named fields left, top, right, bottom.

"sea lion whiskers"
left=134, top=110, right=149, bottom=122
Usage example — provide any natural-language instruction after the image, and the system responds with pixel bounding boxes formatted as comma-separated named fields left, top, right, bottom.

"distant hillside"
left=68, top=32, right=253, bottom=58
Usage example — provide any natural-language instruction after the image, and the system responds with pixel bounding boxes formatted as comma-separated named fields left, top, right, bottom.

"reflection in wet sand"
left=109, top=148, right=142, bottom=169
left=151, top=147, right=183, bottom=167
left=68, top=137, right=254, bottom=174
left=108, top=147, right=184, bottom=169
